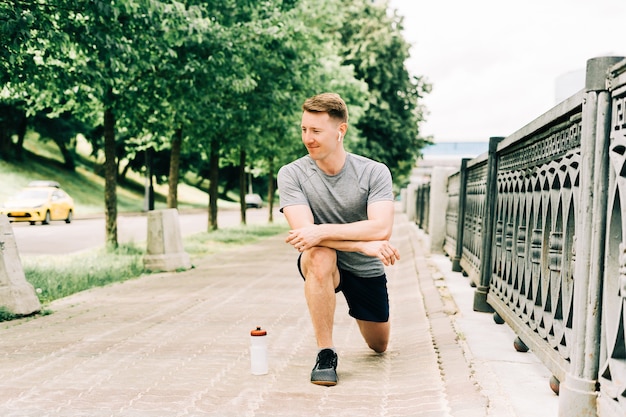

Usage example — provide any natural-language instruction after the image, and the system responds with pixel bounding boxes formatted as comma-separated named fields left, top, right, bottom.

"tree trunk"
left=239, top=149, right=246, bottom=225
left=0, top=131, right=9, bottom=160
left=103, top=107, right=118, bottom=249
left=119, top=160, right=131, bottom=183
left=167, top=127, right=183, bottom=209
left=0, top=122, right=11, bottom=160
left=267, top=157, right=275, bottom=223
left=14, top=112, right=27, bottom=162
left=143, top=148, right=154, bottom=211
left=53, top=138, right=76, bottom=171
left=208, top=141, right=219, bottom=231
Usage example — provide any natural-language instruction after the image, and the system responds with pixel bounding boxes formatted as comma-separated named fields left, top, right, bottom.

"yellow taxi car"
left=0, top=181, right=74, bottom=225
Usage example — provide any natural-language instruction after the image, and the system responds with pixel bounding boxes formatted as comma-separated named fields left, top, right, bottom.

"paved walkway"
left=0, top=210, right=558, bottom=416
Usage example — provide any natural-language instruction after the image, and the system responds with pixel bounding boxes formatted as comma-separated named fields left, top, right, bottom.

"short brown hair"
left=302, top=93, right=348, bottom=124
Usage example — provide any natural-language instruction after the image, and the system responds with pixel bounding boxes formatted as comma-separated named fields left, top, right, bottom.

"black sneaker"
left=310, top=348, right=338, bottom=386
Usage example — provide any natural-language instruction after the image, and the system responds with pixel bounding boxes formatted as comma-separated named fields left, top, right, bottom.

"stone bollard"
left=0, top=215, right=41, bottom=315
left=405, top=183, right=417, bottom=223
left=428, top=166, right=456, bottom=254
left=143, top=209, right=192, bottom=272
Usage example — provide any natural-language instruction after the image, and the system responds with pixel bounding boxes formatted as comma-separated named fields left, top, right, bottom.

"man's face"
left=301, top=111, right=344, bottom=161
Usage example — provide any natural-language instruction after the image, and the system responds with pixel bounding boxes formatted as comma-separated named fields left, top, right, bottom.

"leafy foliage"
left=339, top=0, right=432, bottom=186
left=1, top=0, right=430, bottom=235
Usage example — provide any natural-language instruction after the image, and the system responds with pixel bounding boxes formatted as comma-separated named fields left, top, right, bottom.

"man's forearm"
left=316, top=220, right=391, bottom=243
left=316, top=239, right=366, bottom=253
left=313, top=238, right=401, bottom=266
left=283, top=201, right=396, bottom=256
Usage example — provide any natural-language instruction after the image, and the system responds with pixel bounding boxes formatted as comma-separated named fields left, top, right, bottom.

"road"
left=8, top=207, right=285, bottom=256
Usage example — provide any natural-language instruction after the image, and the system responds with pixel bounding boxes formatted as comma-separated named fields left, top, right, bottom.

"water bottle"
left=250, top=326, right=268, bottom=375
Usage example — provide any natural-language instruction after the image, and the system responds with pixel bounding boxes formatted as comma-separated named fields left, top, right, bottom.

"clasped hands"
left=286, top=226, right=401, bottom=266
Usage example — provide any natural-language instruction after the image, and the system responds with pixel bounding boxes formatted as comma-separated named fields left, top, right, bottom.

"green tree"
left=0, top=0, right=76, bottom=161
left=127, top=1, right=256, bottom=221
left=339, top=0, right=431, bottom=187
left=31, top=111, right=90, bottom=170
left=54, top=0, right=249, bottom=241
left=239, top=0, right=370, bottom=222
left=1, top=0, right=429, bottom=241
left=189, top=0, right=312, bottom=229
left=0, top=102, right=27, bottom=160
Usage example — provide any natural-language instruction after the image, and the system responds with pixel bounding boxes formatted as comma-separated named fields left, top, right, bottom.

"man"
left=277, top=92, right=400, bottom=386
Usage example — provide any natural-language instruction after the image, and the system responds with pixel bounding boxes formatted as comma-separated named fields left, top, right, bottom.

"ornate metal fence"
left=444, top=160, right=470, bottom=273
left=457, top=156, right=487, bottom=287
left=487, top=100, right=582, bottom=387
left=598, top=59, right=626, bottom=417
left=423, top=56, right=626, bottom=417
left=414, top=182, right=430, bottom=231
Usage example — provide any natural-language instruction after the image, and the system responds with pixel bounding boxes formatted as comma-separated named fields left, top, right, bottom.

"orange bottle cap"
left=251, top=326, right=267, bottom=336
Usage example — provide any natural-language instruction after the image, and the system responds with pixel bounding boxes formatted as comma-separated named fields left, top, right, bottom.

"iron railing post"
left=452, top=158, right=470, bottom=272
left=558, top=56, right=624, bottom=417
left=473, top=136, right=504, bottom=312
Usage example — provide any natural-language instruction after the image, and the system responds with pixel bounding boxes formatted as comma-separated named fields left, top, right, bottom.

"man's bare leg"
left=357, top=320, right=390, bottom=353
left=301, top=247, right=341, bottom=386
left=301, top=247, right=340, bottom=349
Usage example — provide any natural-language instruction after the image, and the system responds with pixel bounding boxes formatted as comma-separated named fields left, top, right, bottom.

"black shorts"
left=297, top=254, right=389, bottom=323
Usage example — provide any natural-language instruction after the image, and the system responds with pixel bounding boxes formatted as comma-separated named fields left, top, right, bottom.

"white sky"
left=388, top=0, right=626, bottom=142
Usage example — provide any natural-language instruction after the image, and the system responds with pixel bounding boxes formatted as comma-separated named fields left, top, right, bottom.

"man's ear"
left=338, top=123, right=348, bottom=138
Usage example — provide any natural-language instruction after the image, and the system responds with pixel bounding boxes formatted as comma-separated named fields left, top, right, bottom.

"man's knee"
left=368, top=339, right=388, bottom=353
left=365, top=327, right=389, bottom=353
left=358, top=320, right=390, bottom=353
left=305, top=247, right=336, bottom=264
left=302, top=247, right=337, bottom=278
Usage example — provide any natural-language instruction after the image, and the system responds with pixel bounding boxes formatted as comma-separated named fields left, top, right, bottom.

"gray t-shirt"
left=277, top=152, right=393, bottom=277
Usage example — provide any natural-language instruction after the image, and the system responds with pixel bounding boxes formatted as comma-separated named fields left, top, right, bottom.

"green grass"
left=0, top=307, right=21, bottom=322
left=22, top=244, right=145, bottom=304
left=184, top=223, right=289, bottom=257
left=14, top=222, right=288, bottom=317
left=0, top=133, right=209, bottom=214
left=0, top=156, right=145, bottom=215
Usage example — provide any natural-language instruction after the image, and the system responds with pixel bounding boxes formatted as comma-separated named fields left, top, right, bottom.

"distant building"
left=420, top=141, right=489, bottom=160
left=411, top=141, right=489, bottom=183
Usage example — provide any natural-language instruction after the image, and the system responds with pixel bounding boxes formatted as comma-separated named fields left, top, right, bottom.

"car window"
left=15, top=189, right=49, bottom=200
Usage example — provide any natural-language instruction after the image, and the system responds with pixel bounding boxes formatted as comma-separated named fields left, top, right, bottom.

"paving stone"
left=0, top=209, right=557, bottom=416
